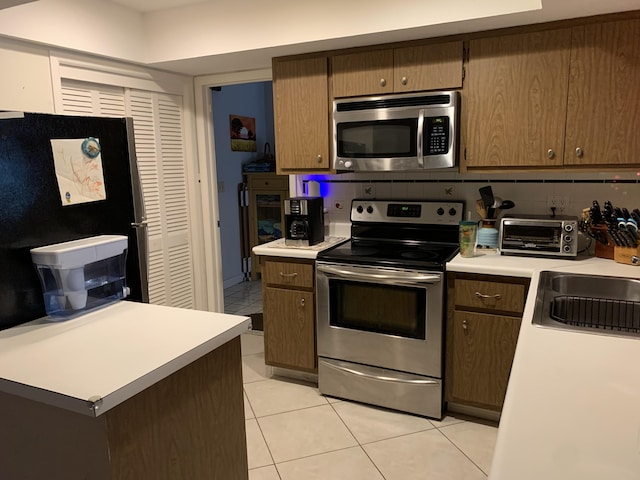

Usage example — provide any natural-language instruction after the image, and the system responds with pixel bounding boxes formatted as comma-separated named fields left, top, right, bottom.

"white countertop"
left=0, top=301, right=250, bottom=417
left=452, top=253, right=640, bottom=479
left=252, top=236, right=348, bottom=259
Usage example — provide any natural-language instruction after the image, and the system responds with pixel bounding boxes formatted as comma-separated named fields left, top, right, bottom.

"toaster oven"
left=499, top=215, right=579, bottom=258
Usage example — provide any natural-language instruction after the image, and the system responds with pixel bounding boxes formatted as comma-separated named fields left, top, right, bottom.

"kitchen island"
left=448, top=252, right=640, bottom=479
left=0, top=301, right=250, bottom=480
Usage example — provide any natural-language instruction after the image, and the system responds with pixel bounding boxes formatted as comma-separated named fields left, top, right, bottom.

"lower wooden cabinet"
left=446, top=273, right=530, bottom=411
left=262, top=257, right=317, bottom=373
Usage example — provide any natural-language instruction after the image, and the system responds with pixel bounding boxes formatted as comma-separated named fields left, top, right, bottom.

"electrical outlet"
left=363, top=184, right=376, bottom=198
left=547, top=195, right=569, bottom=214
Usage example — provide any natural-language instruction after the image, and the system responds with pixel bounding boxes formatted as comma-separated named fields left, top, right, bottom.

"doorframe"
left=193, top=68, right=272, bottom=312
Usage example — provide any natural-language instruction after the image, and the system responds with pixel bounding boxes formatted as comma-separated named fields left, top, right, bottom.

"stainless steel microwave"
left=499, top=215, right=579, bottom=258
left=333, top=91, right=459, bottom=172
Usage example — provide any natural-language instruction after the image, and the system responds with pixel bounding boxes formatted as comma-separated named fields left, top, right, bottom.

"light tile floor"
left=226, top=281, right=499, bottom=480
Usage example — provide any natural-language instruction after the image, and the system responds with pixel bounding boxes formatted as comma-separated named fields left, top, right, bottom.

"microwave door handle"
left=317, top=264, right=440, bottom=284
left=417, top=109, right=425, bottom=167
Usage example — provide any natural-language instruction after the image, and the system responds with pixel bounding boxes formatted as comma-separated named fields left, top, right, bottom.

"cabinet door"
left=465, top=29, right=571, bottom=168
left=449, top=311, right=520, bottom=410
left=263, top=287, right=316, bottom=372
left=248, top=188, right=287, bottom=279
left=273, top=56, right=330, bottom=173
left=331, top=49, right=394, bottom=98
left=564, top=19, right=640, bottom=166
left=393, top=42, right=463, bottom=92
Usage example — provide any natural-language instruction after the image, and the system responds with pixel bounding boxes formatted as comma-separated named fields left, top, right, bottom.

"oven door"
left=316, top=262, right=443, bottom=377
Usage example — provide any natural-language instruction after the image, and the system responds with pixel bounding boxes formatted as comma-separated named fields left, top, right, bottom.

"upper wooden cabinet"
left=272, top=56, right=331, bottom=173
left=331, top=41, right=464, bottom=98
left=564, top=19, right=640, bottom=166
left=464, top=18, right=640, bottom=169
left=464, top=29, right=571, bottom=168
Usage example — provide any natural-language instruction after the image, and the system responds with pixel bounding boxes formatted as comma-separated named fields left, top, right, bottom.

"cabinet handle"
left=547, top=149, right=555, bottom=159
left=575, top=147, right=584, bottom=158
left=462, top=319, right=468, bottom=334
left=300, top=297, right=305, bottom=307
left=380, top=78, right=387, bottom=87
left=401, top=76, right=408, bottom=86
left=279, top=272, right=298, bottom=278
left=475, top=291, right=501, bottom=300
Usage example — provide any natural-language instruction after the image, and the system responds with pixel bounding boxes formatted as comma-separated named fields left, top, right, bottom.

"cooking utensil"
left=498, top=199, right=515, bottom=210
left=479, top=186, right=495, bottom=218
left=475, top=199, right=487, bottom=219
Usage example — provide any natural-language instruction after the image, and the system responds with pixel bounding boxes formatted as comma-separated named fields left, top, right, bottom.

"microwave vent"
left=336, top=94, right=451, bottom=112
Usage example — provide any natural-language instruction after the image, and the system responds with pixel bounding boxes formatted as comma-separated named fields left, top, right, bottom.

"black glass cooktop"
left=317, top=239, right=459, bottom=270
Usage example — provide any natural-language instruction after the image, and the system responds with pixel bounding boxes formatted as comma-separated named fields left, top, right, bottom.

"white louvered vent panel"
left=60, top=86, right=95, bottom=114
left=167, top=243, right=194, bottom=309
left=128, top=93, right=163, bottom=241
left=158, top=95, right=189, bottom=236
left=97, top=91, right=126, bottom=117
left=147, top=248, right=167, bottom=305
left=60, top=81, right=126, bottom=117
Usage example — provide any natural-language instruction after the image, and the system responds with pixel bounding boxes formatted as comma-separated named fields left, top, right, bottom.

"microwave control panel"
left=424, top=116, right=450, bottom=155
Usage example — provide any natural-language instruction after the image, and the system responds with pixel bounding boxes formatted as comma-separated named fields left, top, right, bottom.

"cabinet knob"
left=300, top=297, right=305, bottom=307
left=575, top=147, right=584, bottom=158
left=547, top=149, right=555, bottom=159
left=380, top=78, right=387, bottom=87
left=401, top=76, right=408, bottom=86
left=317, top=155, right=322, bottom=163
left=462, top=319, right=468, bottom=332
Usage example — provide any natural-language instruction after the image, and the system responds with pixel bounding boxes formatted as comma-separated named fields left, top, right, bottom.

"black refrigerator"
left=0, top=112, right=148, bottom=331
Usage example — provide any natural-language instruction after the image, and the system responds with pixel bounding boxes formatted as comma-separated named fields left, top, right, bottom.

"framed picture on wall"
left=230, top=115, right=257, bottom=152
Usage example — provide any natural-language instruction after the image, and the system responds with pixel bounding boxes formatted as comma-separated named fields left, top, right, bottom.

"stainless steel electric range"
left=316, top=199, right=463, bottom=419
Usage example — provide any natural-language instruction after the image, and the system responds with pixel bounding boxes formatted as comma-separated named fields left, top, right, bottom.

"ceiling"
left=109, top=0, right=206, bottom=13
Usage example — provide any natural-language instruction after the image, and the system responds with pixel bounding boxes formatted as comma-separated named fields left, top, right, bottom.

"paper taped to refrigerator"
left=51, top=138, right=106, bottom=205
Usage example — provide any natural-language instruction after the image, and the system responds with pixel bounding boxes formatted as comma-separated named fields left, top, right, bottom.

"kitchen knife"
left=590, top=201, right=603, bottom=225
left=479, top=186, right=495, bottom=218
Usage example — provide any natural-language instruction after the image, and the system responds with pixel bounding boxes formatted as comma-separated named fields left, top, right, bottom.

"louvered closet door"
left=60, top=80, right=195, bottom=308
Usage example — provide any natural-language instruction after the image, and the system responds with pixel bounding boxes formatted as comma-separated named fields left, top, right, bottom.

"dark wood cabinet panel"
left=564, top=18, right=640, bottom=166
left=465, top=29, right=571, bottom=168
left=263, top=287, right=316, bottom=372
left=449, top=311, right=520, bottom=410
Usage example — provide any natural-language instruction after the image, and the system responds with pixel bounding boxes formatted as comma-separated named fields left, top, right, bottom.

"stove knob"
left=356, top=205, right=363, bottom=214
left=344, top=160, right=353, bottom=169
left=366, top=205, right=374, bottom=214
left=437, top=207, right=445, bottom=216
left=449, top=207, right=457, bottom=216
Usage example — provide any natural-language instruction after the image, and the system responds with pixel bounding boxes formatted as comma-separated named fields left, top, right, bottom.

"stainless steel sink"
left=533, top=271, right=640, bottom=338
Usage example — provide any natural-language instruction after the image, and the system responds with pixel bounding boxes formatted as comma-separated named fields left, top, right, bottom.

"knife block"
left=592, top=225, right=614, bottom=259
left=614, top=245, right=640, bottom=265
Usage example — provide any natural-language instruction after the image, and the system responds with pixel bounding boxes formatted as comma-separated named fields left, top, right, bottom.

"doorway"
left=211, top=81, right=275, bottom=290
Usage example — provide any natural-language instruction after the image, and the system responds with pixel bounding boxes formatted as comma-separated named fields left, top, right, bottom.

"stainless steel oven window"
left=328, top=280, right=426, bottom=339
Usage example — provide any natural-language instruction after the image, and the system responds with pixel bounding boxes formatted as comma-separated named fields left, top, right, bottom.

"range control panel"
left=351, top=199, right=464, bottom=225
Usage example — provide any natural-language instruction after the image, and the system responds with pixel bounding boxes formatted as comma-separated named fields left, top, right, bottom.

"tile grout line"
left=437, top=426, right=490, bottom=478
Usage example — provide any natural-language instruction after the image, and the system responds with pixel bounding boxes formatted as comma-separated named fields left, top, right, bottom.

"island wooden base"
left=0, top=337, right=248, bottom=480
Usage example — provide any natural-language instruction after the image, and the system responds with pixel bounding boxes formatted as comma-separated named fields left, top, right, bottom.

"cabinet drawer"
left=454, top=278, right=527, bottom=314
left=263, top=260, right=314, bottom=289
left=247, top=175, right=289, bottom=190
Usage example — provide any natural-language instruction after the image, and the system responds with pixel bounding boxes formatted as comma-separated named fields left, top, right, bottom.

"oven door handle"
left=317, top=264, right=441, bottom=284
left=322, top=360, right=439, bottom=385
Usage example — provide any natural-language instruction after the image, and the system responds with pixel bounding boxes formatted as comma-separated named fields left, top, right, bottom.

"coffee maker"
left=284, top=197, right=324, bottom=246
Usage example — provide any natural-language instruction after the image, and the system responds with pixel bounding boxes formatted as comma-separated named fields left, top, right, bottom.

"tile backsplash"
left=296, top=169, right=640, bottom=225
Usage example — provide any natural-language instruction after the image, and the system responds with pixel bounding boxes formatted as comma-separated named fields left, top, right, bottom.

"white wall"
left=0, top=0, right=637, bottom=75
left=0, top=0, right=147, bottom=64
left=0, top=37, right=54, bottom=112
left=212, top=81, right=275, bottom=288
